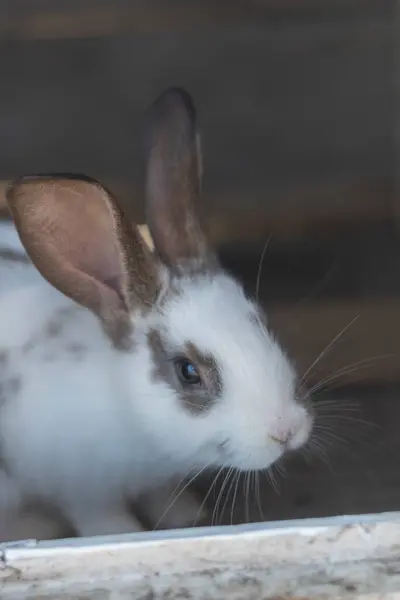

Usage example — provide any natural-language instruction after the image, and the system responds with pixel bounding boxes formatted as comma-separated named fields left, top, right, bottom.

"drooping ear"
left=144, top=87, right=215, bottom=274
left=6, top=174, right=160, bottom=348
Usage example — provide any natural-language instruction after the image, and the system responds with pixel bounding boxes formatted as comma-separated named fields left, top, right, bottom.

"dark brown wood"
left=269, top=299, right=400, bottom=387
left=0, top=19, right=393, bottom=241
left=0, top=176, right=393, bottom=243
left=0, top=1, right=393, bottom=41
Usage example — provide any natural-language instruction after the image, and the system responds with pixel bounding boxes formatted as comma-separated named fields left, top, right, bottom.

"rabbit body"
left=0, top=88, right=313, bottom=540
left=0, top=276, right=205, bottom=536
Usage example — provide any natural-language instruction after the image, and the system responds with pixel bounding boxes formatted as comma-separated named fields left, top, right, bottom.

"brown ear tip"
left=156, top=87, right=196, bottom=113
left=148, top=87, right=197, bottom=129
left=5, top=177, right=26, bottom=203
left=6, top=173, right=105, bottom=203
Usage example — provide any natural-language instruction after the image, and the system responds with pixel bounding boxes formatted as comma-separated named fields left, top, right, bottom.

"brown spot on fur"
left=0, top=376, right=22, bottom=404
left=147, top=328, right=221, bottom=414
left=0, top=350, right=9, bottom=365
left=46, top=307, right=78, bottom=339
left=46, top=319, right=63, bottom=338
left=7, top=376, right=21, bottom=396
left=66, top=342, right=87, bottom=359
left=0, top=249, right=30, bottom=264
left=22, top=307, right=81, bottom=356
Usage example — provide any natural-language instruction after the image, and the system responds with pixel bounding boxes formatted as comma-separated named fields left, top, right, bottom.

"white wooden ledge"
left=1, top=512, right=400, bottom=598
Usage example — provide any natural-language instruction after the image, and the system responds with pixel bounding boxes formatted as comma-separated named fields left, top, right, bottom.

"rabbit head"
left=6, top=88, right=313, bottom=475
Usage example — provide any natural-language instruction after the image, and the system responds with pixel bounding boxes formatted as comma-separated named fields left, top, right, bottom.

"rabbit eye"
left=175, top=359, right=201, bottom=385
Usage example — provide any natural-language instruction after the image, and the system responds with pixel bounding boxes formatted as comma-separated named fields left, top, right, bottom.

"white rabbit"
left=0, top=88, right=313, bottom=540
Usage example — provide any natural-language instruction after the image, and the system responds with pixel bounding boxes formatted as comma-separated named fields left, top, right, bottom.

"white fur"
left=0, top=221, right=25, bottom=254
left=0, top=221, right=41, bottom=294
left=0, top=251, right=312, bottom=539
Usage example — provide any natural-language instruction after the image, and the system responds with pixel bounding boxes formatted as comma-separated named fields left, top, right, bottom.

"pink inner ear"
left=58, top=192, right=123, bottom=287
left=7, top=177, right=129, bottom=316
left=71, top=236, right=123, bottom=294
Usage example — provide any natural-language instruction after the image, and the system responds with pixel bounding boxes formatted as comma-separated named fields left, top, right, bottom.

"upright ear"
left=6, top=175, right=160, bottom=348
left=144, top=87, right=215, bottom=274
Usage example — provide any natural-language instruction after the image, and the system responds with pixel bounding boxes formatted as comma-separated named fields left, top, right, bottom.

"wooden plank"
left=269, top=298, right=400, bottom=386
left=2, top=515, right=400, bottom=598
left=0, top=1, right=393, bottom=41
left=0, top=177, right=393, bottom=242
left=205, top=177, right=393, bottom=242
left=0, top=20, right=393, bottom=239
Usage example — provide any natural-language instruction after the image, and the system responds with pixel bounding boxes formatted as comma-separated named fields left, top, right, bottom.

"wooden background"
left=0, top=0, right=397, bottom=387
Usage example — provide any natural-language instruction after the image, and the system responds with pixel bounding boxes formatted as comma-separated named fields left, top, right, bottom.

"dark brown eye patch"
left=147, top=329, right=222, bottom=414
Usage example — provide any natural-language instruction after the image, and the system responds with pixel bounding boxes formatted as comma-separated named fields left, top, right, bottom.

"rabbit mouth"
left=219, top=442, right=286, bottom=472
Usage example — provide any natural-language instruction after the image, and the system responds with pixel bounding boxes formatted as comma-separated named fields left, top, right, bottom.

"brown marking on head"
left=6, top=174, right=162, bottom=350
left=0, top=249, right=30, bottom=264
left=145, top=88, right=217, bottom=276
left=147, top=328, right=222, bottom=414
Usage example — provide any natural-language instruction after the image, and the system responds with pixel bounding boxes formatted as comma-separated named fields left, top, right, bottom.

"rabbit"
left=0, top=87, right=313, bottom=540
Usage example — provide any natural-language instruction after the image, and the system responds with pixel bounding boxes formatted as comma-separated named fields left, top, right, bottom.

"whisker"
left=213, top=468, right=233, bottom=526
left=255, top=236, right=271, bottom=302
left=305, top=354, right=395, bottom=396
left=309, top=429, right=382, bottom=486
left=193, top=466, right=225, bottom=527
left=274, top=460, right=287, bottom=480
left=219, top=468, right=239, bottom=525
left=306, top=438, right=335, bottom=473
left=300, top=315, right=359, bottom=386
left=293, top=260, right=337, bottom=309
left=265, top=464, right=281, bottom=495
left=152, top=463, right=211, bottom=531
left=244, top=471, right=251, bottom=523
left=255, top=471, right=265, bottom=521
left=230, top=470, right=241, bottom=526
left=313, top=399, right=361, bottom=412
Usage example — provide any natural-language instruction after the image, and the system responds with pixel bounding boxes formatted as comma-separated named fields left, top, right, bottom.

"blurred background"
left=0, top=0, right=399, bottom=526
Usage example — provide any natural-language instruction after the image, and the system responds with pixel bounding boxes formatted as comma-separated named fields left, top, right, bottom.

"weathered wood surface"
left=0, top=16, right=394, bottom=241
left=2, top=514, right=400, bottom=598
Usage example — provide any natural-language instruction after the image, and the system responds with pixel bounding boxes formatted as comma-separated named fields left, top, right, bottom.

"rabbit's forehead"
left=168, top=272, right=257, bottom=324
left=146, top=272, right=297, bottom=413
left=162, top=273, right=275, bottom=360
